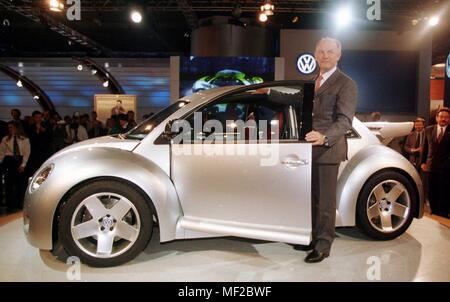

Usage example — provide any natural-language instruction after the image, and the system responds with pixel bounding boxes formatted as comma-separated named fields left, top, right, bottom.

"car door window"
left=179, top=85, right=306, bottom=144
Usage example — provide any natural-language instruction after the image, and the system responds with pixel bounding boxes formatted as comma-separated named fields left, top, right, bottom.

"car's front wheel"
left=58, top=180, right=153, bottom=267
left=356, top=171, right=417, bottom=240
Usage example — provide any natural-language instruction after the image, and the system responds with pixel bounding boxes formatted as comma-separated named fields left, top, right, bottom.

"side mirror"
left=163, top=120, right=175, bottom=139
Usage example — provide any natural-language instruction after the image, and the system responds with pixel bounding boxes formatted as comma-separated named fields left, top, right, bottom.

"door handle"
left=281, top=158, right=309, bottom=166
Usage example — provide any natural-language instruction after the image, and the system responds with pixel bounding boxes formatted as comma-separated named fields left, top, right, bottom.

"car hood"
left=53, top=135, right=140, bottom=157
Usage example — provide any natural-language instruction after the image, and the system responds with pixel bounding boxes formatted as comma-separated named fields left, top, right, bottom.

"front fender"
left=336, top=145, right=424, bottom=227
left=24, top=147, right=182, bottom=250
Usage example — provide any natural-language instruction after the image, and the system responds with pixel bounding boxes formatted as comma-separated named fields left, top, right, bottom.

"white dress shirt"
left=317, top=66, right=337, bottom=87
left=436, top=125, right=447, bottom=140
left=0, top=135, right=31, bottom=168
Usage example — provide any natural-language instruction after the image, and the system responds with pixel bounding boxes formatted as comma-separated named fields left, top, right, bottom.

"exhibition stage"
left=0, top=215, right=449, bottom=282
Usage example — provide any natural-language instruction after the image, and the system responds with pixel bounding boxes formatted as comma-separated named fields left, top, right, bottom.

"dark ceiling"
left=1, top=0, right=449, bottom=64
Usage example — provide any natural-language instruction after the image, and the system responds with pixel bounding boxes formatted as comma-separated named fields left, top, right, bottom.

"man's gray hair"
left=316, top=37, right=342, bottom=52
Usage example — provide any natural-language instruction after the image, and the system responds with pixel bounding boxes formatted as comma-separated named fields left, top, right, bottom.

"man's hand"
left=306, top=131, right=326, bottom=146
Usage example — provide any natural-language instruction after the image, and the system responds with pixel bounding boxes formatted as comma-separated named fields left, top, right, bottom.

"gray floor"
left=0, top=216, right=449, bottom=282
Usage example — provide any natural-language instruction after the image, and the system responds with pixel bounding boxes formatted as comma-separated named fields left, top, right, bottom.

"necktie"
left=315, top=74, right=323, bottom=93
left=414, top=132, right=420, bottom=149
left=13, top=135, right=20, bottom=159
left=437, top=127, right=444, bottom=144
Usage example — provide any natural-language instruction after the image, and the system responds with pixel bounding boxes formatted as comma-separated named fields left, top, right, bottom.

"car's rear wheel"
left=356, top=171, right=416, bottom=240
left=59, top=180, right=152, bottom=267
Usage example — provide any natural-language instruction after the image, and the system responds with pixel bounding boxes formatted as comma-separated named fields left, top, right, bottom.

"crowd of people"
left=0, top=108, right=143, bottom=213
left=403, top=107, right=450, bottom=219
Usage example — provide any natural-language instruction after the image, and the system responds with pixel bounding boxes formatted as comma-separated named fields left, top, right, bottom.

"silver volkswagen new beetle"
left=23, top=81, right=424, bottom=267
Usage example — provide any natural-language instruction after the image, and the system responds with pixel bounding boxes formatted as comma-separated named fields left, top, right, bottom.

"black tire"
left=58, top=180, right=153, bottom=267
left=356, top=171, right=417, bottom=240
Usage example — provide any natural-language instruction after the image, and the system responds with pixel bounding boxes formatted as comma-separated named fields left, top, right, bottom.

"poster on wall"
left=94, top=94, right=137, bottom=123
left=180, top=56, right=275, bottom=97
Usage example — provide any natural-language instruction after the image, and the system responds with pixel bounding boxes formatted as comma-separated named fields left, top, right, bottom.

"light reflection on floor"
left=0, top=216, right=449, bottom=281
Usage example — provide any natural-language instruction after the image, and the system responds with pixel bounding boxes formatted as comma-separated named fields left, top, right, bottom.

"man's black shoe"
left=304, top=250, right=329, bottom=263
left=293, top=243, right=315, bottom=251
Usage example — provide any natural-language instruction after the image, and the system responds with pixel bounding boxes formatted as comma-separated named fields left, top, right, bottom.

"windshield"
left=124, top=101, right=189, bottom=140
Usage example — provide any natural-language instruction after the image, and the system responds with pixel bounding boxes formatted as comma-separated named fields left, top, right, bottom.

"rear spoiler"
left=364, top=122, right=414, bottom=145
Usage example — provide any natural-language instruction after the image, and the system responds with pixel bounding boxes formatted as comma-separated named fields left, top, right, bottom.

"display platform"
left=0, top=216, right=448, bottom=282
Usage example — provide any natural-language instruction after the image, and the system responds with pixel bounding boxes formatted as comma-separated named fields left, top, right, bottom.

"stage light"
left=292, top=16, right=299, bottom=24
left=91, top=69, right=97, bottom=75
left=77, top=64, right=83, bottom=71
left=131, top=11, right=143, bottom=23
left=260, top=1, right=274, bottom=16
left=49, top=0, right=64, bottom=12
left=17, top=80, right=23, bottom=87
left=335, top=5, right=353, bottom=28
left=103, top=80, right=109, bottom=88
left=33, top=95, right=40, bottom=100
left=428, top=16, right=439, bottom=27
left=259, top=12, right=268, bottom=22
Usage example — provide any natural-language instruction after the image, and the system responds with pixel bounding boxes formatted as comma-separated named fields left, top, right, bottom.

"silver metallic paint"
left=24, top=85, right=424, bottom=251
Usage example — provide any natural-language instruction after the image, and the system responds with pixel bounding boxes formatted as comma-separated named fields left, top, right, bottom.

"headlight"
left=30, top=164, right=54, bottom=193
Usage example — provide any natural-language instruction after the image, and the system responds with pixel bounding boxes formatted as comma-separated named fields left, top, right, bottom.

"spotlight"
left=91, top=69, right=97, bottom=75
left=77, top=64, right=83, bottom=71
left=103, top=80, right=109, bottom=88
left=259, top=12, right=268, bottom=22
left=428, top=16, right=439, bottom=26
left=17, top=80, right=23, bottom=87
left=131, top=11, right=143, bottom=23
left=292, top=16, right=299, bottom=24
left=335, top=5, right=353, bottom=28
left=49, top=0, right=64, bottom=12
left=260, top=1, right=275, bottom=16
left=33, top=95, right=40, bottom=100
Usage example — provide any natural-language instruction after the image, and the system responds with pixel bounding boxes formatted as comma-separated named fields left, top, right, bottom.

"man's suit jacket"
left=422, top=125, right=450, bottom=172
left=404, top=130, right=425, bottom=167
left=313, top=69, right=358, bottom=164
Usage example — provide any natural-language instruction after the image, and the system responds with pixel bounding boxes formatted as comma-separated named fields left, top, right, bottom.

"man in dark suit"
left=299, top=37, right=358, bottom=263
left=421, top=107, right=450, bottom=218
left=404, top=118, right=426, bottom=169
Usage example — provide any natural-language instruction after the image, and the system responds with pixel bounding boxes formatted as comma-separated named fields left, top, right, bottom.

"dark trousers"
left=311, top=147, right=339, bottom=255
left=429, top=161, right=450, bottom=217
left=2, top=156, right=27, bottom=210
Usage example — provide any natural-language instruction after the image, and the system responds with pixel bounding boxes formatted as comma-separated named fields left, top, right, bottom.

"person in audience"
left=110, top=114, right=133, bottom=134
left=65, top=113, right=88, bottom=145
left=50, top=113, right=66, bottom=153
left=10, top=108, right=28, bottom=134
left=0, top=121, right=30, bottom=211
left=421, top=107, right=450, bottom=218
left=0, top=119, right=7, bottom=208
left=127, top=110, right=137, bottom=128
left=404, top=117, right=426, bottom=169
left=370, top=111, right=382, bottom=122
left=27, top=111, right=51, bottom=176
left=88, top=111, right=104, bottom=138
left=105, top=118, right=115, bottom=135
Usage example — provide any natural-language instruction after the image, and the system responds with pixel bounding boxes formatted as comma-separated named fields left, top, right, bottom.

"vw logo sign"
left=296, top=53, right=317, bottom=75
left=446, top=53, right=450, bottom=79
